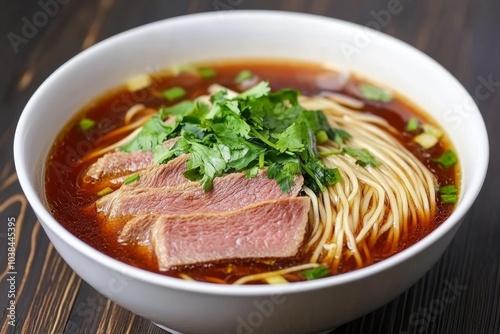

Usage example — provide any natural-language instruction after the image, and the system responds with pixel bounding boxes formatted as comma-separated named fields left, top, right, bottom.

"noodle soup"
left=45, top=60, right=459, bottom=284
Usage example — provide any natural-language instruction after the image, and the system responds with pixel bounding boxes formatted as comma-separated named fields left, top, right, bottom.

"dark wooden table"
left=1, top=1, right=498, bottom=333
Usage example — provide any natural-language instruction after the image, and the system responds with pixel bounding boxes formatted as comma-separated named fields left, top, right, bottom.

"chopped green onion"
left=163, top=87, right=186, bottom=101
left=406, top=117, right=419, bottom=132
left=97, top=187, right=113, bottom=197
left=171, top=64, right=197, bottom=76
left=300, top=266, right=330, bottom=280
left=198, top=67, right=217, bottom=79
left=79, top=118, right=96, bottom=132
left=124, top=173, right=140, bottom=185
left=235, top=70, right=254, bottom=84
left=438, top=184, right=458, bottom=204
left=359, top=83, right=393, bottom=102
left=440, top=194, right=458, bottom=204
left=439, top=185, right=457, bottom=194
left=422, top=124, right=443, bottom=138
left=433, top=150, right=457, bottom=168
left=414, top=133, right=439, bottom=149
left=315, top=130, right=328, bottom=144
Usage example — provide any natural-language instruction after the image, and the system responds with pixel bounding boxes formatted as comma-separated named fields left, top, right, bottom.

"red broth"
left=45, top=60, right=458, bottom=283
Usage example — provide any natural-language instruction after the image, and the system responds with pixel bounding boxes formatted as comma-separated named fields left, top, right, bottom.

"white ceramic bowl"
left=14, top=11, right=488, bottom=334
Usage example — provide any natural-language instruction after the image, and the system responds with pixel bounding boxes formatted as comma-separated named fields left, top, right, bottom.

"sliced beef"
left=84, top=137, right=178, bottom=182
left=118, top=215, right=158, bottom=246
left=139, top=197, right=310, bottom=269
left=97, top=155, right=190, bottom=205
left=97, top=171, right=303, bottom=219
left=124, top=154, right=189, bottom=188
left=84, top=150, right=153, bottom=182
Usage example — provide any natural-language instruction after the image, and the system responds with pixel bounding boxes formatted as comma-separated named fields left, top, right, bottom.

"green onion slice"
left=163, top=87, right=186, bottom=101
left=124, top=173, right=140, bottom=185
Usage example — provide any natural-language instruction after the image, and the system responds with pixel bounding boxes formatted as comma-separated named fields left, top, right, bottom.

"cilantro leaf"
left=122, top=115, right=180, bottom=152
left=160, top=101, right=195, bottom=118
left=122, top=80, right=358, bottom=194
left=303, top=161, right=342, bottom=192
left=275, top=122, right=307, bottom=153
left=267, top=161, right=297, bottom=193
left=238, top=81, right=271, bottom=99
left=184, top=142, right=226, bottom=191
left=342, top=147, right=381, bottom=167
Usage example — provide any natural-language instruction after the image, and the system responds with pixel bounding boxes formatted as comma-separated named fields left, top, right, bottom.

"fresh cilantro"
left=433, top=150, right=457, bottom=169
left=275, top=122, right=307, bottom=153
left=303, top=161, right=342, bottom=193
left=245, top=165, right=259, bottom=179
left=122, top=81, right=351, bottom=192
left=184, top=141, right=227, bottom=191
left=160, top=101, right=194, bottom=117
left=121, top=115, right=180, bottom=152
left=342, top=147, right=381, bottom=167
left=300, top=266, right=330, bottom=280
left=359, top=83, right=393, bottom=102
left=235, top=70, right=254, bottom=84
left=237, top=81, right=271, bottom=99
left=79, top=118, right=95, bottom=131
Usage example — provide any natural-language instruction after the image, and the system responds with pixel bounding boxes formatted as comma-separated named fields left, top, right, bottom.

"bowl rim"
left=14, top=10, right=489, bottom=296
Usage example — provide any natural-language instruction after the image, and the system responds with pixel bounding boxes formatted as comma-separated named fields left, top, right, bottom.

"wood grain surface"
left=1, top=1, right=498, bottom=333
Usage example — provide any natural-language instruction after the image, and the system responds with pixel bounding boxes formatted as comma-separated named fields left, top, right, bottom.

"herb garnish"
left=122, top=81, right=374, bottom=193
left=124, top=173, right=140, bottom=185
left=235, top=70, right=254, bottom=84
left=97, top=187, right=113, bottom=197
left=163, top=87, right=186, bottom=101
left=79, top=118, right=96, bottom=131
left=406, top=117, right=419, bottom=132
left=438, top=184, right=458, bottom=204
left=433, top=150, right=457, bottom=169
left=300, top=266, right=330, bottom=280
left=359, top=83, right=393, bottom=102
left=198, top=67, right=217, bottom=79
left=342, top=147, right=381, bottom=167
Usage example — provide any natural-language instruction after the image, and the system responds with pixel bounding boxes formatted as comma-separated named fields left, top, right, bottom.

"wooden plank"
left=1, top=0, right=500, bottom=333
